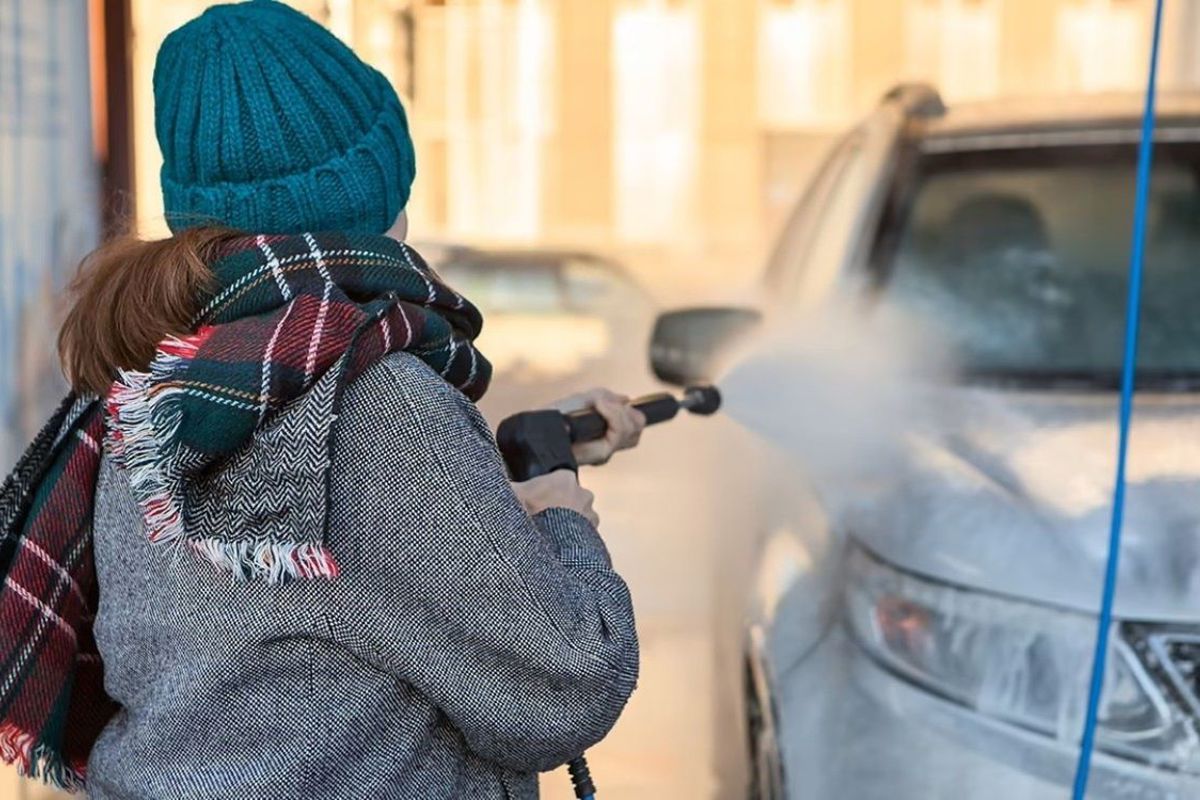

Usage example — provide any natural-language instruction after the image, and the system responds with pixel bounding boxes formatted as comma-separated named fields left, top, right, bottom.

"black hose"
left=568, top=755, right=596, bottom=799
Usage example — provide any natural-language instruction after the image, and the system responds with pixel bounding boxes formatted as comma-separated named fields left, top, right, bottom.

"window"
left=442, top=0, right=554, bottom=239
left=903, top=0, right=1000, bottom=102
left=613, top=0, right=700, bottom=242
left=878, top=144, right=1200, bottom=385
left=757, top=0, right=853, bottom=129
left=438, top=262, right=561, bottom=315
left=1055, top=0, right=1148, bottom=93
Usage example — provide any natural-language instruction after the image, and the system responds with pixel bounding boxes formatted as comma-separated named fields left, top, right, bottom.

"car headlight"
left=845, top=545, right=1199, bottom=770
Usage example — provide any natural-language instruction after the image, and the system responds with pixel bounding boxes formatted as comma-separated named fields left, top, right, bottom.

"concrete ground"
left=538, top=622, right=720, bottom=800
left=539, top=443, right=738, bottom=800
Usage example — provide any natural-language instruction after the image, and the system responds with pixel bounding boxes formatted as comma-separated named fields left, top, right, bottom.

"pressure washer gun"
left=498, top=385, right=722, bottom=480
left=495, top=384, right=722, bottom=800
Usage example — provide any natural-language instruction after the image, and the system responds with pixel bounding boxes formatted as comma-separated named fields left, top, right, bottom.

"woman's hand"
left=512, top=470, right=599, bottom=527
left=548, top=388, right=647, bottom=467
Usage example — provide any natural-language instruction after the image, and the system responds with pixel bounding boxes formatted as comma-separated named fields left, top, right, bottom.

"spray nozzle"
left=681, top=385, right=722, bottom=416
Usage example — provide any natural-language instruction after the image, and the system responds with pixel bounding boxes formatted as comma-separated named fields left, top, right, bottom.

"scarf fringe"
left=106, top=330, right=209, bottom=547
left=0, top=723, right=86, bottom=792
left=106, top=327, right=342, bottom=585
left=190, top=539, right=340, bottom=583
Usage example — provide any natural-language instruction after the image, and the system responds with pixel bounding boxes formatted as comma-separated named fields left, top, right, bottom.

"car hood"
left=845, top=387, right=1200, bottom=622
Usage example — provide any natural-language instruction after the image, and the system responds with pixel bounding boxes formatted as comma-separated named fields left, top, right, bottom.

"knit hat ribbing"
left=153, top=0, right=415, bottom=235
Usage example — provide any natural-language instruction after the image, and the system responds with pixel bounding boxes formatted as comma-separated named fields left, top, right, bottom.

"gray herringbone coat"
left=85, top=352, right=639, bottom=799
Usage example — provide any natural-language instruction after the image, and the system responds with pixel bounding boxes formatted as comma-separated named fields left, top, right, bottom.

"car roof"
left=451, top=250, right=614, bottom=269
left=412, top=241, right=648, bottom=293
left=414, top=241, right=617, bottom=269
left=913, top=91, right=1200, bottom=148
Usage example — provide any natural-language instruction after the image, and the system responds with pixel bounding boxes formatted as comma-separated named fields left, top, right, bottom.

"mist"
left=717, top=301, right=958, bottom=495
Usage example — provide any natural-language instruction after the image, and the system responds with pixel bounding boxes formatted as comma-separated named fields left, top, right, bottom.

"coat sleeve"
left=319, top=354, right=639, bottom=773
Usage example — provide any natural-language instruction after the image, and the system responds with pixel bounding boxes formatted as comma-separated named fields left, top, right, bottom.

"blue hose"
left=1070, top=1, right=1165, bottom=796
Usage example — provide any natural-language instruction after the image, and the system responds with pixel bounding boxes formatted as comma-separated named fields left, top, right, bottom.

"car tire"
left=745, top=657, right=786, bottom=800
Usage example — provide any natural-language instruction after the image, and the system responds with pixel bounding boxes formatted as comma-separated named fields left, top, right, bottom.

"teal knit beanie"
left=153, top=0, right=416, bottom=235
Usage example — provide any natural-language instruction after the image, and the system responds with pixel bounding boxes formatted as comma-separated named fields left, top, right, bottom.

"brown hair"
left=57, top=226, right=242, bottom=396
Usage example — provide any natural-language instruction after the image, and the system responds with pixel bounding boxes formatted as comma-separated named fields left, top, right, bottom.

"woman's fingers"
left=598, top=392, right=646, bottom=453
left=511, top=470, right=599, bottom=528
left=582, top=492, right=600, bottom=528
left=549, top=388, right=648, bottom=467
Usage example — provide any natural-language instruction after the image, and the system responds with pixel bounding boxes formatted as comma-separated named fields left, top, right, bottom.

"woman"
left=0, top=3, right=641, bottom=798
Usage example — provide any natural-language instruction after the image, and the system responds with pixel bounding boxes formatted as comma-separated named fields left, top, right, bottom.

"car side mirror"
left=650, top=307, right=763, bottom=386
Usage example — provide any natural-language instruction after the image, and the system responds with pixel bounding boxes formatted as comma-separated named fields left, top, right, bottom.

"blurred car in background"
left=418, top=243, right=657, bottom=418
left=652, top=85, right=1200, bottom=799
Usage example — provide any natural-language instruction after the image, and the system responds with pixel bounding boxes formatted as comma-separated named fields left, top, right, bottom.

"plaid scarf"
left=0, top=232, right=491, bottom=789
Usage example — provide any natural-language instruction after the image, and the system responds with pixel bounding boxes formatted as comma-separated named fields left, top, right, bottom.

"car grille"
left=1140, top=630, right=1200, bottom=723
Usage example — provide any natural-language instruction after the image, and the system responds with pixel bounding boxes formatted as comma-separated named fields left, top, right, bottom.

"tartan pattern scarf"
left=0, top=232, right=491, bottom=789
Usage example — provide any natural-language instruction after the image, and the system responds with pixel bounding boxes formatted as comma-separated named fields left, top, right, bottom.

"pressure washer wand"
left=495, top=384, right=722, bottom=800
left=498, top=385, right=722, bottom=482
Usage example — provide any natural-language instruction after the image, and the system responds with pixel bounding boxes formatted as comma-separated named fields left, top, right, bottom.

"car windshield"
left=440, top=262, right=563, bottom=315
left=438, top=256, right=640, bottom=316
left=875, top=141, right=1200, bottom=389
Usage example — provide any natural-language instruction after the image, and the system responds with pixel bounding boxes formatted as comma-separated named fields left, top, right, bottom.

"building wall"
left=127, top=0, right=1195, bottom=291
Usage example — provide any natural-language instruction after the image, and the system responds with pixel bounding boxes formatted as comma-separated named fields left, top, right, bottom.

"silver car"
left=651, top=85, right=1200, bottom=799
